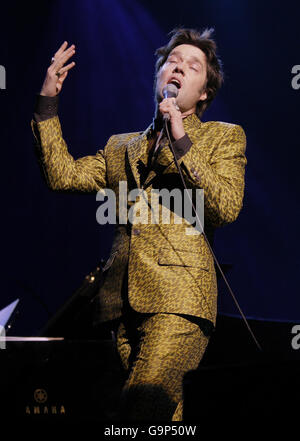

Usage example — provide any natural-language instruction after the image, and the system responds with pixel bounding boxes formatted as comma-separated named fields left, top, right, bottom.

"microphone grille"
left=162, top=83, right=179, bottom=98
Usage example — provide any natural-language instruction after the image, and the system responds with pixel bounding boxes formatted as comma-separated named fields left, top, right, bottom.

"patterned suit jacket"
left=31, top=113, right=247, bottom=327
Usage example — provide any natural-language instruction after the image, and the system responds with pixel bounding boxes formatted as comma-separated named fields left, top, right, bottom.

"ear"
left=198, top=90, right=207, bottom=102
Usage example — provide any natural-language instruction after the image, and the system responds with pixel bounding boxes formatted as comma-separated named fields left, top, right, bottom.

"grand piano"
left=1, top=261, right=300, bottom=429
left=0, top=262, right=124, bottom=427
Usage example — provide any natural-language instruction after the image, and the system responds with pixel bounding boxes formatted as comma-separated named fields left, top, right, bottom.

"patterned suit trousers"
left=115, top=307, right=209, bottom=421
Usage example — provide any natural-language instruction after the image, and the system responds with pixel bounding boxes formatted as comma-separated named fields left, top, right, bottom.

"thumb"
left=55, top=71, right=68, bottom=94
left=58, top=71, right=68, bottom=84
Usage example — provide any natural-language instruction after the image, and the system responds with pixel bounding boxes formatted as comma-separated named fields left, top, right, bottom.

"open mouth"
left=167, top=78, right=181, bottom=89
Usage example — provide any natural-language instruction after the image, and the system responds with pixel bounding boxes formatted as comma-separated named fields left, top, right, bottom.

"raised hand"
left=40, top=41, right=76, bottom=97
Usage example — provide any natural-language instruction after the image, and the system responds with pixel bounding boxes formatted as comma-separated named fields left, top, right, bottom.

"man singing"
left=31, top=28, right=247, bottom=421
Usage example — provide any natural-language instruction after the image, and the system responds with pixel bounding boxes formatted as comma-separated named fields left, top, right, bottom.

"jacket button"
left=133, top=228, right=141, bottom=236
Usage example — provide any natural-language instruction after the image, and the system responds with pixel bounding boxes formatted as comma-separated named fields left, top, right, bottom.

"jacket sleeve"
left=179, top=124, right=247, bottom=227
left=31, top=115, right=107, bottom=193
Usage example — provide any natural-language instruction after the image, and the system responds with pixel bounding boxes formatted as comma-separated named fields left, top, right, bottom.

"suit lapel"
left=142, top=136, right=173, bottom=188
left=155, top=137, right=174, bottom=166
left=127, top=114, right=202, bottom=189
left=126, top=125, right=152, bottom=189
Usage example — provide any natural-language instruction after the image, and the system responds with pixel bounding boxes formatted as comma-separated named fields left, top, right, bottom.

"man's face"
left=155, top=44, right=208, bottom=114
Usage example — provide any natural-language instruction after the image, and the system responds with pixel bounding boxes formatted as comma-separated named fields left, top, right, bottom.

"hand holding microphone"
left=162, top=83, right=179, bottom=120
left=159, top=84, right=185, bottom=140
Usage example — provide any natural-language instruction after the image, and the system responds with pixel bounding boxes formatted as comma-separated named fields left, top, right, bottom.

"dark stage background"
left=0, top=0, right=299, bottom=335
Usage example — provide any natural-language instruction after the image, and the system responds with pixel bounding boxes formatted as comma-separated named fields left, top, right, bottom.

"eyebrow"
left=169, top=50, right=204, bottom=68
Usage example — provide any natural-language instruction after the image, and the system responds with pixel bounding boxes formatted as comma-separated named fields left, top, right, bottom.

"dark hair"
left=155, top=27, right=224, bottom=118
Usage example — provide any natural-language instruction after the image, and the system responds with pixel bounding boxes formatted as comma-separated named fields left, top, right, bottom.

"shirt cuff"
left=33, top=94, right=59, bottom=122
left=172, top=133, right=193, bottom=159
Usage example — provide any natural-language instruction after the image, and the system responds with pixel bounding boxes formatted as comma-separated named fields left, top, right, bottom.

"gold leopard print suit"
left=31, top=113, right=246, bottom=420
left=31, top=113, right=247, bottom=329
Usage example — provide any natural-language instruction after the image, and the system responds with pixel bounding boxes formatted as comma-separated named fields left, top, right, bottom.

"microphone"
left=162, top=83, right=179, bottom=121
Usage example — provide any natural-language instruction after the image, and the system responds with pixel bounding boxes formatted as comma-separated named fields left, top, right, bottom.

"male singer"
left=31, top=28, right=247, bottom=421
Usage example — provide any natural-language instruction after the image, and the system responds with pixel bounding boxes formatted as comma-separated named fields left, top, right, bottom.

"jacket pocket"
left=158, top=247, right=210, bottom=271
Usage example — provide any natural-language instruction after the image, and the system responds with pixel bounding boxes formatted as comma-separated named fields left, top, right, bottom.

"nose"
left=173, top=64, right=184, bottom=76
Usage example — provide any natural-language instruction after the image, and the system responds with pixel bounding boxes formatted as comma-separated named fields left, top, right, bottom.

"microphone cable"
left=163, top=118, right=263, bottom=352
